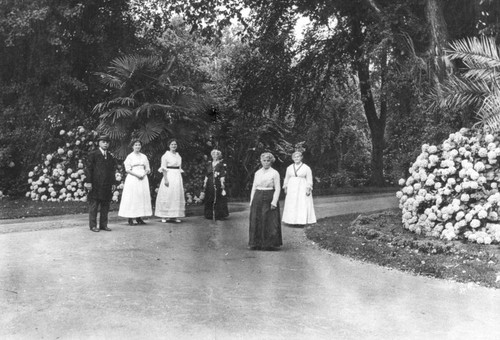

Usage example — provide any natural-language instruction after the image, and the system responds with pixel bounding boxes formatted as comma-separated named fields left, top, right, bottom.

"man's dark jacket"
left=84, top=149, right=116, bottom=201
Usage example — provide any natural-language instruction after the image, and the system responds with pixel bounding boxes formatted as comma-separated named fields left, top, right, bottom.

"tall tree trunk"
left=426, top=0, right=450, bottom=89
left=350, top=14, right=387, bottom=186
left=356, top=55, right=387, bottom=186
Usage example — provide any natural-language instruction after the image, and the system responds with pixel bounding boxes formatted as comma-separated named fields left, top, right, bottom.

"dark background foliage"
left=1, top=0, right=500, bottom=199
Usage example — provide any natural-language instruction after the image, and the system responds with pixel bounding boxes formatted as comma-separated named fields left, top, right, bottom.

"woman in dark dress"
left=248, top=152, right=282, bottom=250
left=203, top=149, right=229, bottom=220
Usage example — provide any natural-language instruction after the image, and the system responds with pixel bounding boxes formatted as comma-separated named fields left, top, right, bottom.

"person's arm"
left=305, top=165, right=313, bottom=196
left=250, top=170, right=258, bottom=205
left=84, top=152, right=95, bottom=189
left=179, top=154, right=184, bottom=174
left=124, top=155, right=141, bottom=179
left=271, top=170, right=281, bottom=208
left=283, top=166, right=291, bottom=194
left=220, top=163, right=226, bottom=190
left=203, top=162, right=210, bottom=189
left=158, top=154, right=169, bottom=186
left=144, top=154, right=151, bottom=175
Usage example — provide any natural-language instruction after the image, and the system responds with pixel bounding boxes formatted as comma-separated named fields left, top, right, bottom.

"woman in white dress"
left=118, top=139, right=152, bottom=225
left=155, top=139, right=185, bottom=223
left=282, top=151, right=317, bottom=226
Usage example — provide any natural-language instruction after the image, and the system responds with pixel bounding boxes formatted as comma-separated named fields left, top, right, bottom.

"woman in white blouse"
left=282, top=151, right=317, bottom=226
left=248, top=152, right=282, bottom=250
left=155, top=139, right=185, bottom=223
left=118, top=139, right=152, bottom=225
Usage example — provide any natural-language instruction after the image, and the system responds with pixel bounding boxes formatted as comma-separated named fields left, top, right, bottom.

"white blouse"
left=158, top=151, right=182, bottom=173
left=124, top=152, right=150, bottom=177
left=250, top=167, right=281, bottom=206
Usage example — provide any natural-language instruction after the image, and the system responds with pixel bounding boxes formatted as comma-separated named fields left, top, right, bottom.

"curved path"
left=0, top=193, right=499, bottom=340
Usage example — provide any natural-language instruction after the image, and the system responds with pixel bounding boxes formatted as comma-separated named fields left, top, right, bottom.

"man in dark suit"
left=84, top=134, right=117, bottom=232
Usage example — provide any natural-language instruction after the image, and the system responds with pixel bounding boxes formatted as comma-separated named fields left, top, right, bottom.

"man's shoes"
left=90, top=227, right=99, bottom=232
left=100, top=226, right=112, bottom=231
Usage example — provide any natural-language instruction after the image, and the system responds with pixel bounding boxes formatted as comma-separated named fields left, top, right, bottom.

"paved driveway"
left=1, top=193, right=499, bottom=340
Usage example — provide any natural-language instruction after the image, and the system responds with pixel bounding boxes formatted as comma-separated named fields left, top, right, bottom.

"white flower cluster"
left=397, top=128, right=500, bottom=244
left=26, top=127, right=124, bottom=202
left=185, top=192, right=204, bottom=205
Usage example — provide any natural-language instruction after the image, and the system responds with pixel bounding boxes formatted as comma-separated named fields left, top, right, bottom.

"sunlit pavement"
left=1, top=193, right=499, bottom=340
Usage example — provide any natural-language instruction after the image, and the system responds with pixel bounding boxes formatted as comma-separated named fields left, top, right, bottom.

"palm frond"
left=108, top=55, right=163, bottom=79
left=462, top=68, right=500, bottom=82
left=94, top=72, right=124, bottom=88
left=477, top=87, right=500, bottom=131
left=136, top=121, right=165, bottom=144
left=134, top=103, right=180, bottom=118
left=447, top=36, right=500, bottom=70
left=99, top=107, right=133, bottom=122
left=95, top=123, right=127, bottom=141
left=108, top=97, right=137, bottom=107
left=438, top=74, right=492, bottom=109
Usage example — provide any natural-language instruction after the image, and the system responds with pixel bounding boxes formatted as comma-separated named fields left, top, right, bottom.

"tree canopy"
left=2, top=0, right=500, bottom=197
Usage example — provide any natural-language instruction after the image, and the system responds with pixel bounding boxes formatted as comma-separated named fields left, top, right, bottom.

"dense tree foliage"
left=2, top=0, right=500, bottom=199
left=0, top=0, right=137, bottom=195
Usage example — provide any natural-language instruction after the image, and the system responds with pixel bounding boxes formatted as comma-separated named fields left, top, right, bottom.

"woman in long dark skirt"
left=249, top=152, right=282, bottom=250
left=203, top=149, right=229, bottom=220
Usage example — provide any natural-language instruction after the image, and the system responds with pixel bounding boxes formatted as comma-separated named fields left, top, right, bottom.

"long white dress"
left=282, top=163, right=317, bottom=225
left=155, top=151, right=185, bottom=218
left=118, top=152, right=153, bottom=218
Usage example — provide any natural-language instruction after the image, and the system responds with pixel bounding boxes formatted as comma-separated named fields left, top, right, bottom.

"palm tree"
left=93, top=54, right=209, bottom=158
left=437, top=36, right=500, bottom=131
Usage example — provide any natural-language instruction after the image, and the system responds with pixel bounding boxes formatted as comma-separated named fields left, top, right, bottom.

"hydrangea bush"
left=25, top=127, right=124, bottom=202
left=397, top=127, right=500, bottom=244
left=25, top=126, right=206, bottom=205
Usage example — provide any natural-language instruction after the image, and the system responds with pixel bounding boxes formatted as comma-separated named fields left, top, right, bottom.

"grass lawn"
left=306, top=209, right=500, bottom=289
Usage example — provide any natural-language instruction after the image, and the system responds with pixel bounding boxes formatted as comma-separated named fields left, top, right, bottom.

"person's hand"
left=164, top=180, right=169, bottom=187
left=84, top=183, right=92, bottom=190
left=270, top=203, right=277, bottom=210
left=306, top=188, right=311, bottom=196
left=283, top=187, right=287, bottom=194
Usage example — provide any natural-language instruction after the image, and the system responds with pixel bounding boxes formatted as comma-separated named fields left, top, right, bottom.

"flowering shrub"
left=397, top=127, right=500, bottom=244
left=25, top=127, right=124, bottom=202
left=25, top=126, right=210, bottom=205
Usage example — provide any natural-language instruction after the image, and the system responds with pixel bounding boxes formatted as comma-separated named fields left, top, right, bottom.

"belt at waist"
left=167, top=166, right=180, bottom=169
left=256, top=187, right=274, bottom=191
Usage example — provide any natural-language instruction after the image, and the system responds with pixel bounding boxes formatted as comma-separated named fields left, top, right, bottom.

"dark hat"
left=97, top=133, right=111, bottom=142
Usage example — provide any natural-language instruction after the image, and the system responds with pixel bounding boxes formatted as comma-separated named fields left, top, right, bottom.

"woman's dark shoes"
left=136, top=218, right=146, bottom=225
left=128, top=219, right=136, bottom=225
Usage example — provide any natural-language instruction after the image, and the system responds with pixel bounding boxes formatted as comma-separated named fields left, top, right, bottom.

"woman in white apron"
left=282, top=151, right=317, bottom=226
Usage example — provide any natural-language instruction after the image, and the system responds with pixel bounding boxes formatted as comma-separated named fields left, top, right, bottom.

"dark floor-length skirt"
left=249, top=190, right=282, bottom=248
left=204, top=179, right=229, bottom=220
